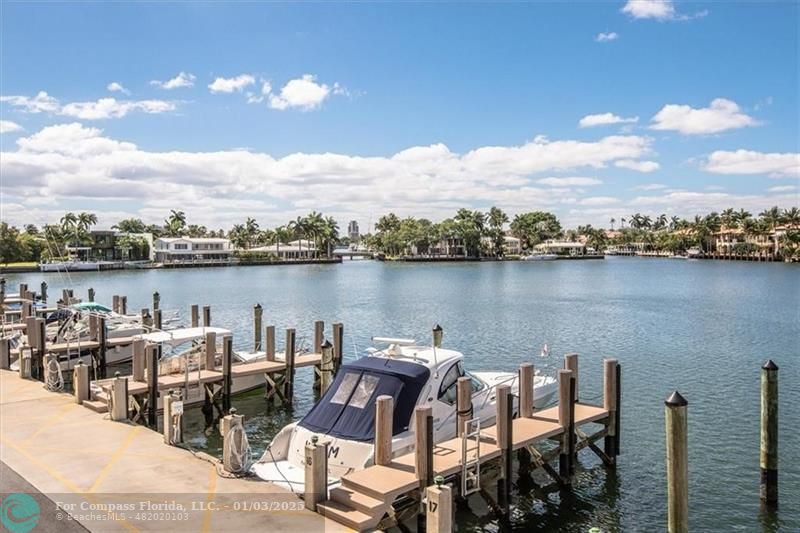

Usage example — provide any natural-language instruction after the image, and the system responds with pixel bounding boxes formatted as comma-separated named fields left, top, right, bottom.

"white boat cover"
left=137, top=327, right=232, bottom=347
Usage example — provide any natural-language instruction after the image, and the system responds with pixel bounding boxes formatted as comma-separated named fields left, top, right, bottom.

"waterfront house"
left=64, top=230, right=153, bottom=261
left=534, top=240, right=589, bottom=256
left=248, top=240, right=317, bottom=259
left=153, top=237, right=232, bottom=263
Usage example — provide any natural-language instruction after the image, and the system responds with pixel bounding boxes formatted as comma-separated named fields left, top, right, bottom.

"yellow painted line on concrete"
left=88, top=425, right=143, bottom=493
left=22, top=402, right=79, bottom=444
left=0, top=434, right=86, bottom=494
left=201, top=464, right=218, bottom=533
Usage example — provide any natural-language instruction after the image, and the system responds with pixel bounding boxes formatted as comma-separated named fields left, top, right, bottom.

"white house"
left=154, top=237, right=232, bottom=262
left=248, top=240, right=317, bottom=259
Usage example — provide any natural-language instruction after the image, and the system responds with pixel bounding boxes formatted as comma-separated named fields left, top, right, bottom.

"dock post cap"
left=664, top=390, right=688, bottom=407
left=321, top=340, right=333, bottom=349
left=762, top=359, right=779, bottom=371
left=432, top=324, right=443, bottom=348
left=434, top=475, right=444, bottom=487
left=114, top=371, right=121, bottom=378
left=254, top=303, right=262, bottom=310
left=311, top=435, right=319, bottom=445
left=229, top=407, right=237, bottom=415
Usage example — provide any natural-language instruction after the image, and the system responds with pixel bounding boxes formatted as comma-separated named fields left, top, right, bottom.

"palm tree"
left=60, top=212, right=78, bottom=237
left=609, top=217, right=616, bottom=231
left=322, top=216, right=340, bottom=257
left=228, top=224, right=248, bottom=249
left=781, top=207, right=800, bottom=226
left=244, top=217, right=259, bottom=249
left=165, top=210, right=187, bottom=237
left=273, top=225, right=292, bottom=258
left=488, top=206, right=509, bottom=257
left=720, top=208, right=736, bottom=229
left=288, top=216, right=309, bottom=257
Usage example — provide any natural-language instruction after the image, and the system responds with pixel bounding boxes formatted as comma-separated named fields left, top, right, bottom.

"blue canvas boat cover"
left=299, top=357, right=431, bottom=442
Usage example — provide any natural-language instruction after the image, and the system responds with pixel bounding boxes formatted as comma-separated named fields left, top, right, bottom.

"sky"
left=1, top=0, right=798, bottom=232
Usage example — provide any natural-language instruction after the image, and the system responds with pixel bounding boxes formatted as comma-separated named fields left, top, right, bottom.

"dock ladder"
left=461, top=418, right=482, bottom=496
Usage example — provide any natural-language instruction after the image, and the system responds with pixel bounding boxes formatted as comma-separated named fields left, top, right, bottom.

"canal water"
left=5, top=258, right=799, bottom=531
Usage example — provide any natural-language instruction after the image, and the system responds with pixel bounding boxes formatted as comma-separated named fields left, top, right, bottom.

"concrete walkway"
left=0, top=370, right=345, bottom=532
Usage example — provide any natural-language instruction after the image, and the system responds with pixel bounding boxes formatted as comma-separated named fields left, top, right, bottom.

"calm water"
left=6, top=258, right=799, bottom=531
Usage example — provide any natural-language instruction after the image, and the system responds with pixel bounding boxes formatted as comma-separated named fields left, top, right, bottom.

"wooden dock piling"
left=558, top=369, right=575, bottom=482
left=519, top=363, right=534, bottom=417
left=565, top=353, right=579, bottom=401
left=191, top=304, right=199, bottom=328
left=88, top=287, right=95, bottom=302
left=40, top=282, right=47, bottom=303
left=375, top=395, right=393, bottom=466
left=304, top=437, right=329, bottom=512
left=456, top=377, right=472, bottom=437
left=132, top=339, right=146, bottom=382
left=313, top=320, right=324, bottom=354
left=203, top=305, right=211, bottom=327
left=113, top=295, right=120, bottom=314
left=604, top=359, right=619, bottom=461
left=98, top=317, right=108, bottom=379
left=320, top=340, right=334, bottom=393
left=426, top=477, right=453, bottom=533
left=332, top=322, right=344, bottom=373
left=0, top=338, right=10, bottom=370
left=253, top=304, right=263, bottom=351
left=205, top=332, right=217, bottom=370
left=760, top=360, right=779, bottom=507
left=120, top=296, right=128, bottom=315
left=284, top=328, right=296, bottom=401
left=496, top=384, right=512, bottom=511
left=152, top=291, right=160, bottom=311
left=110, top=372, right=128, bottom=421
left=222, top=335, right=233, bottom=412
left=146, top=343, right=160, bottom=428
left=665, top=391, right=689, bottom=533
left=154, top=309, right=162, bottom=331
left=266, top=325, right=275, bottom=361
left=221, top=408, right=245, bottom=474
left=35, top=318, right=46, bottom=382
left=415, top=406, right=434, bottom=488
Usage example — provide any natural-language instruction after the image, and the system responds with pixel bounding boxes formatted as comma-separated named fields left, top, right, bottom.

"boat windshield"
left=299, top=357, right=430, bottom=442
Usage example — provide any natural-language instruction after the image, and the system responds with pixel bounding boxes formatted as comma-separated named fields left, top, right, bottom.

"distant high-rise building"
left=348, top=220, right=360, bottom=242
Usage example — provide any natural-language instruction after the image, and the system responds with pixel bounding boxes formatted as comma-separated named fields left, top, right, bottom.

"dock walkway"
left=0, top=370, right=343, bottom=532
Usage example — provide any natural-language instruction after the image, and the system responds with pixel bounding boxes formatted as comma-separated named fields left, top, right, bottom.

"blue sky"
left=1, top=1, right=798, bottom=230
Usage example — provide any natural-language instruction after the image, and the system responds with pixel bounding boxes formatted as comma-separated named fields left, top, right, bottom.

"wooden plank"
left=229, top=359, right=285, bottom=377
left=114, top=369, right=225, bottom=395
left=532, top=403, right=608, bottom=427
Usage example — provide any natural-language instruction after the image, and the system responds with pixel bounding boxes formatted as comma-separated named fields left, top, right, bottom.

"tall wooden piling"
left=304, top=437, right=329, bottom=512
left=146, top=344, right=160, bottom=428
left=120, top=296, right=127, bottom=315
left=152, top=291, right=160, bottom=311
left=375, top=395, right=393, bottom=466
left=88, top=287, right=95, bottom=302
left=426, top=477, right=453, bottom=533
left=222, top=335, right=233, bottom=412
left=456, top=377, right=472, bottom=437
left=73, top=362, right=90, bottom=404
left=604, top=359, right=619, bottom=461
left=88, top=314, right=98, bottom=340
left=284, top=329, right=296, bottom=401
left=98, top=317, right=108, bottom=379
left=332, top=322, right=344, bottom=373
left=35, top=318, right=47, bottom=382
left=113, top=295, right=120, bottom=314
left=132, top=339, right=146, bottom=382
left=564, top=353, right=579, bottom=401
left=313, top=320, right=324, bottom=354
left=154, top=309, right=162, bottom=331
left=253, top=304, right=263, bottom=351
left=205, top=331, right=217, bottom=370
left=265, top=325, right=275, bottom=361
left=558, top=369, right=575, bottom=481
left=221, top=408, right=245, bottom=474
left=203, top=305, right=211, bottom=327
left=760, top=360, right=779, bottom=507
left=40, top=281, right=47, bottom=303
left=519, top=362, right=534, bottom=417
left=496, top=384, right=513, bottom=511
left=665, top=391, right=689, bottom=533
left=190, top=304, right=199, bottom=328
left=21, top=301, right=32, bottom=320
left=320, top=340, right=334, bottom=393
left=415, top=406, right=434, bottom=487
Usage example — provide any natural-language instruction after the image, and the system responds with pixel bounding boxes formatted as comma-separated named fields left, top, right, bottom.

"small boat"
left=686, top=247, right=703, bottom=259
left=669, top=254, right=688, bottom=260
left=523, top=252, right=558, bottom=261
left=39, top=260, right=102, bottom=272
left=251, top=336, right=558, bottom=492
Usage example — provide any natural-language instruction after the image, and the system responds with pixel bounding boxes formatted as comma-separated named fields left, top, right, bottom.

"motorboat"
left=686, top=247, right=703, bottom=259
left=252, top=336, right=558, bottom=492
left=669, top=254, right=688, bottom=259
left=523, top=252, right=558, bottom=261
left=39, top=260, right=102, bottom=272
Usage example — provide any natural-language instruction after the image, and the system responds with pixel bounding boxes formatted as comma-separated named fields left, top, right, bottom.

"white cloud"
left=767, top=185, right=796, bottom=193
left=579, top=196, right=620, bottom=206
left=0, top=120, right=24, bottom=134
left=1, top=124, right=659, bottom=227
left=0, top=91, right=60, bottom=113
left=246, top=81, right=273, bottom=104
left=269, top=74, right=331, bottom=111
left=650, top=98, right=757, bottom=135
left=621, top=0, right=707, bottom=21
left=59, top=98, right=177, bottom=120
left=596, top=32, right=619, bottom=42
left=703, top=149, right=800, bottom=178
left=208, top=74, right=255, bottom=94
left=633, top=183, right=667, bottom=190
left=106, top=82, right=130, bottom=95
left=537, top=177, right=603, bottom=187
left=151, top=72, right=196, bottom=90
left=579, top=113, right=639, bottom=128
left=1, top=91, right=176, bottom=120
left=615, top=159, right=660, bottom=172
